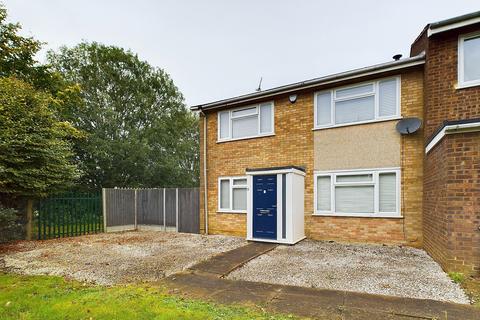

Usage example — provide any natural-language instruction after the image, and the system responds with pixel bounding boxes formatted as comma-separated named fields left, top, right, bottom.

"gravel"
left=0, top=231, right=246, bottom=285
left=227, top=240, right=470, bottom=304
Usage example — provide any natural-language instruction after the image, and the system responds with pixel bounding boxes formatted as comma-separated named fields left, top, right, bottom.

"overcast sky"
left=3, top=0, right=479, bottom=106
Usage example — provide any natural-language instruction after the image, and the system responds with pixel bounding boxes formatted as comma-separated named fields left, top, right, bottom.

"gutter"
left=191, top=53, right=425, bottom=111
left=425, top=118, right=480, bottom=153
left=428, top=10, right=480, bottom=37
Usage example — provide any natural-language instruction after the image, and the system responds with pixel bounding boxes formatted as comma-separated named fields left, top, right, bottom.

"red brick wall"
left=425, top=133, right=480, bottom=273
left=423, top=24, right=480, bottom=274
left=424, top=24, right=480, bottom=139
left=424, top=138, right=450, bottom=268
left=445, top=133, right=480, bottom=273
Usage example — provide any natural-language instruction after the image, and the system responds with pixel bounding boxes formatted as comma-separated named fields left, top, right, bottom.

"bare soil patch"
left=227, top=240, right=470, bottom=304
left=0, top=231, right=246, bottom=285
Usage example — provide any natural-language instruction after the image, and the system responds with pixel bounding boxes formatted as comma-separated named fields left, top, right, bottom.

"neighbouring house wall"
left=199, top=68, right=424, bottom=246
left=424, top=133, right=480, bottom=274
left=424, top=24, right=480, bottom=138
left=422, top=24, right=480, bottom=274
left=308, top=70, right=424, bottom=247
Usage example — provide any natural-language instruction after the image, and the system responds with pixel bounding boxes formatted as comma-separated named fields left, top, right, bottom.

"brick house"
left=191, top=11, right=480, bottom=274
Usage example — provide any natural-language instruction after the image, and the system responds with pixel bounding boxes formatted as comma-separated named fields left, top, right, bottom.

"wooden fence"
left=103, top=188, right=199, bottom=233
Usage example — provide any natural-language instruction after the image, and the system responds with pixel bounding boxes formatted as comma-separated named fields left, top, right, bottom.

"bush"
left=0, top=206, right=24, bottom=243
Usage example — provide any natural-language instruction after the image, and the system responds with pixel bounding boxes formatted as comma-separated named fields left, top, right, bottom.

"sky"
left=3, top=0, right=479, bottom=106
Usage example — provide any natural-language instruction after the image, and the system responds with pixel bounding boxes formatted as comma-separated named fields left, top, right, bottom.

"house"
left=191, top=11, right=480, bottom=275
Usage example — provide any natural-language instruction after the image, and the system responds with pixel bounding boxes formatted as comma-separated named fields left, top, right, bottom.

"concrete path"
left=162, top=242, right=480, bottom=320
left=189, top=242, right=277, bottom=276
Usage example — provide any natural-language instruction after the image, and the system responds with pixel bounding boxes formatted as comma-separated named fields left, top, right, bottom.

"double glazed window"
left=218, top=102, right=274, bottom=141
left=315, top=169, right=400, bottom=217
left=219, top=177, right=248, bottom=212
left=459, top=33, right=480, bottom=88
left=314, top=77, right=400, bottom=128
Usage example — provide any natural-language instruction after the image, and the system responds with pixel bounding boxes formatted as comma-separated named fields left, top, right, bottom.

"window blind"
left=379, top=173, right=396, bottom=212
left=316, top=176, right=331, bottom=211
left=335, top=185, right=374, bottom=213
left=220, top=180, right=230, bottom=209
left=259, top=103, right=273, bottom=133
left=379, top=79, right=397, bottom=117
left=316, top=92, right=331, bottom=125
left=335, top=96, right=375, bottom=124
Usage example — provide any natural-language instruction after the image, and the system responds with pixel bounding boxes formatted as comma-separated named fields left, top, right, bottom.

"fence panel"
left=36, top=192, right=103, bottom=240
left=137, top=189, right=163, bottom=226
left=103, top=187, right=199, bottom=233
left=104, top=189, right=135, bottom=230
left=178, top=188, right=200, bottom=234
left=165, top=188, right=177, bottom=228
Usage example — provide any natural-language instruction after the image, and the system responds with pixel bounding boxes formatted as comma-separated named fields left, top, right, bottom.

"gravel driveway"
left=0, top=231, right=246, bottom=285
left=227, top=240, right=469, bottom=304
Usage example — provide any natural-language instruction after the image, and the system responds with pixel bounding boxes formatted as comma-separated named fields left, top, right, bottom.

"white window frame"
left=217, top=102, right=275, bottom=142
left=218, top=176, right=248, bottom=213
left=313, top=168, right=401, bottom=218
left=458, top=32, right=480, bottom=89
left=313, top=76, right=401, bottom=129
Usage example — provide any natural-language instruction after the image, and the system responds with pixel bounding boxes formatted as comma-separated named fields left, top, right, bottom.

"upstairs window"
left=218, top=102, right=274, bottom=141
left=314, top=77, right=400, bottom=129
left=459, top=33, right=480, bottom=88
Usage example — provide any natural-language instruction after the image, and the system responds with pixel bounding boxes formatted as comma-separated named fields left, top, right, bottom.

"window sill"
left=456, top=81, right=480, bottom=90
left=313, top=116, right=402, bottom=131
left=217, top=210, right=247, bottom=214
left=217, top=133, right=275, bottom=144
left=312, top=213, right=403, bottom=219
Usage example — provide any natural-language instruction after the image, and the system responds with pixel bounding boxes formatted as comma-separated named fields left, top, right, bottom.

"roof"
left=191, top=53, right=425, bottom=111
left=428, top=10, right=480, bottom=37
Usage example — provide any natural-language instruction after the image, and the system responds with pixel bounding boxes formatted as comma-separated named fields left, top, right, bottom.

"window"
left=314, top=169, right=400, bottom=217
left=459, top=33, right=480, bottom=88
left=218, top=177, right=248, bottom=212
left=314, top=77, right=400, bottom=129
left=218, top=102, right=274, bottom=141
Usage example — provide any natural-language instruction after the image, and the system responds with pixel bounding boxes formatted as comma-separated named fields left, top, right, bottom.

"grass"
left=0, top=273, right=298, bottom=320
left=448, top=272, right=466, bottom=284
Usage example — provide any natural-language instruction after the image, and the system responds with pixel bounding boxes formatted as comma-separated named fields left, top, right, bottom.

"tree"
left=48, top=42, right=199, bottom=189
left=0, top=4, right=81, bottom=203
left=0, top=77, right=80, bottom=198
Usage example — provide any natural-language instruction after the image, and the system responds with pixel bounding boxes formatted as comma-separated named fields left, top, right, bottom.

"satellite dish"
left=396, top=117, right=422, bottom=134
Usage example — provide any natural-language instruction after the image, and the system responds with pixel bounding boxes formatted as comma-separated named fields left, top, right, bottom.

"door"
left=253, top=175, right=277, bottom=239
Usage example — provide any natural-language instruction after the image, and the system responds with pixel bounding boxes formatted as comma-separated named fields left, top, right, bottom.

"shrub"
left=0, top=206, right=23, bottom=243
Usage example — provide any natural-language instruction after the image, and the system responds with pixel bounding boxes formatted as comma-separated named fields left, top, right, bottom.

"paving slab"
left=164, top=272, right=479, bottom=319
left=161, top=242, right=480, bottom=320
left=189, top=242, right=277, bottom=276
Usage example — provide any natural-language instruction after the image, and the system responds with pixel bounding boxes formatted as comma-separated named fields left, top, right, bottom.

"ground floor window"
left=314, top=168, right=400, bottom=217
left=218, top=176, right=248, bottom=213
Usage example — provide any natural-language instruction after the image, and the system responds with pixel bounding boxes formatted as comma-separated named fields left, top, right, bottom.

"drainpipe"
left=199, top=107, right=208, bottom=235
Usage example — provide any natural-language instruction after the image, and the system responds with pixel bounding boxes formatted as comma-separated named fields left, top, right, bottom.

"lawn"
left=0, top=273, right=298, bottom=320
